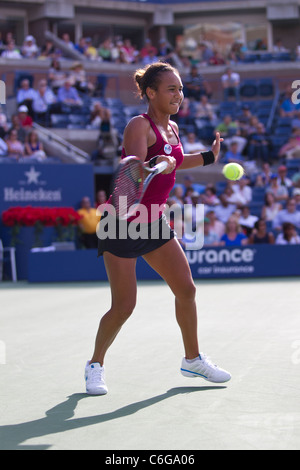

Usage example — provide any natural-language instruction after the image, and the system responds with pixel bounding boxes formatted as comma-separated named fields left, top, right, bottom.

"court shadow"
left=0, top=385, right=226, bottom=450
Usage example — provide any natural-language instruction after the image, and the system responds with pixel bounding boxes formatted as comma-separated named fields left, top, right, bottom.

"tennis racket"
left=110, top=156, right=168, bottom=219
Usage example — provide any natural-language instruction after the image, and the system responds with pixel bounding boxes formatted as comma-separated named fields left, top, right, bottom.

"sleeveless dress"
left=97, top=114, right=184, bottom=258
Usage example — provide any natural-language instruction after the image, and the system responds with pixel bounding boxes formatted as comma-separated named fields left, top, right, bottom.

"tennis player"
left=85, top=62, right=231, bottom=395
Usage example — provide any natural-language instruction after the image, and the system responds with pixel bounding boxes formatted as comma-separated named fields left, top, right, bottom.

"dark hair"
left=134, top=61, right=179, bottom=100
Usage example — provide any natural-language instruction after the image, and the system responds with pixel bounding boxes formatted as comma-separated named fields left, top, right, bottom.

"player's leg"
left=143, top=238, right=231, bottom=383
left=90, top=252, right=137, bottom=366
left=143, top=238, right=199, bottom=359
left=86, top=252, right=137, bottom=395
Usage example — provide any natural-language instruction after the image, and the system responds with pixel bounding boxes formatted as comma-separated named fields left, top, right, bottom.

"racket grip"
left=155, top=161, right=168, bottom=173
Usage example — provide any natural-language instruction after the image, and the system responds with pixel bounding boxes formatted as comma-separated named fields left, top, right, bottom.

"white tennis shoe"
left=181, top=353, right=231, bottom=383
left=85, top=361, right=108, bottom=395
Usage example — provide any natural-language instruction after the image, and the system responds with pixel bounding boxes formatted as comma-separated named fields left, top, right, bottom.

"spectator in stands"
left=215, top=114, right=239, bottom=138
left=205, top=209, right=225, bottom=238
left=197, top=42, right=214, bottom=65
left=0, top=106, right=9, bottom=138
left=89, top=101, right=111, bottom=131
left=169, top=185, right=185, bottom=209
left=39, top=39, right=56, bottom=59
left=5, top=129, right=24, bottom=159
left=1, top=40, right=22, bottom=59
left=266, top=174, right=289, bottom=203
left=278, top=131, right=300, bottom=160
left=139, top=39, right=158, bottom=62
left=69, top=62, right=94, bottom=94
left=142, top=48, right=159, bottom=66
left=280, top=87, right=299, bottom=118
left=17, top=105, right=33, bottom=129
left=213, top=193, right=237, bottom=224
left=24, top=130, right=46, bottom=161
left=57, top=79, right=83, bottom=110
left=203, top=217, right=221, bottom=246
left=98, top=38, right=113, bottom=62
left=84, top=38, right=98, bottom=61
left=176, top=97, right=192, bottom=125
left=238, top=205, right=259, bottom=236
left=275, top=222, right=300, bottom=245
left=61, top=33, right=75, bottom=51
left=95, top=189, right=107, bottom=208
left=8, top=114, right=27, bottom=143
left=261, top=191, right=283, bottom=222
left=184, top=64, right=211, bottom=101
left=254, top=39, right=267, bottom=51
left=273, top=38, right=288, bottom=54
left=221, top=67, right=240, bottom=102
left=247, top=121, right=270, bottom=163
left=21, top=35, right=39, bottom=58
left=254, top=162, right=275, bottom=187
left=195, top=94, right=217, bottom=125
left=223, top=140, right=244, bottom=163
left=183, top=132, right=206, bottom=154
left=0, top=136, right=8, bottom=156
left=228, top=41, right=246, bottom=64
left=16, top=79, right=36, bottom=117
left=77, top=196, right=100, bottom=249
left=272, top=197, right=300, bottom=231
left=32, top=79, right=57, bottom=125
left=182, top=175, right=195, bottom=198
left=292, top=187, right=300, bottom=209
left=123, top=39, right=139, bottom=64
left=200, top=184, right=220, bottom=209
left=237, top=104, right=253, bottom=132
left=231, top=177, right=253, bottom=206
left=157, top=38, right=181, bottom=67
left=248, top=218, right=275, bottom=245
left=277, top=165, right=293, bottom=188
left=220, top=215, right=248, bottom=246
left=48, top=58, right=67, bottom=93
left=74, top=37, right=87, bottom=56
left=209, top=49, right=226, bottom=66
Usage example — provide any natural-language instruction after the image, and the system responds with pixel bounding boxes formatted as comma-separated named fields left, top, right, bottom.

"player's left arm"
left=179, top=131, right=223, bottom=170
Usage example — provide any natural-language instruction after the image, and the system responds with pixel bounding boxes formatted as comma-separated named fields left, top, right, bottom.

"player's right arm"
left=122, top=115, right=175, bottom=173
left=122, top=116, right=150, bottom=163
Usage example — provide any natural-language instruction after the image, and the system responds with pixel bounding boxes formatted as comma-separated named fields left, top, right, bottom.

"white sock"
left=185, top=356, right=199, bottom=363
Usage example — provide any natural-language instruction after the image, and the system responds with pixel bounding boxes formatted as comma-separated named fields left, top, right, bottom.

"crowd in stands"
left=1, top=31, right=300, bottom=247
left=0, top=31, right=299, bottom=67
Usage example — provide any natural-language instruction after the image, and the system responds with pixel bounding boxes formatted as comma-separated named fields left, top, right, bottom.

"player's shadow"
left=0, top=385, right=226, bottom=450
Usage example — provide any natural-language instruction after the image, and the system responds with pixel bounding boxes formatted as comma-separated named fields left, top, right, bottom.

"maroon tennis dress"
left=97, top=114, right=184, bottom=258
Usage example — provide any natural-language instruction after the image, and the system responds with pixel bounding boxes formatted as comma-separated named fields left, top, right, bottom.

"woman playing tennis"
left=85, top=62, right=231, bottom=395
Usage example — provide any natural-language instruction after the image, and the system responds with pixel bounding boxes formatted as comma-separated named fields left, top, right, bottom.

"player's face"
left=152, top=71, right=184, bottom=114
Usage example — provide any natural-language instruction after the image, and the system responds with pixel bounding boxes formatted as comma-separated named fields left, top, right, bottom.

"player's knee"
left=117, top=300, right=136, bottom=323
left=176, top=280, right=196, bottom=303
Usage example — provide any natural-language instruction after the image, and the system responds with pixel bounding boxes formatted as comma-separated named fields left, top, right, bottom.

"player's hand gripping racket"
left=111, top=156, right=168, bottom=220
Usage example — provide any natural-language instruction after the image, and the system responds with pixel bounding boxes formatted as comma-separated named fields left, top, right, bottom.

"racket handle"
left=153, top=160, right=168, bottom=173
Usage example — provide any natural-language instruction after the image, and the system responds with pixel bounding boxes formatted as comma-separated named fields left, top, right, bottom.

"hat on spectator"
left=278, top=165, right=287, bottom=172
left=293, top=188, right=300, bottom=196
left=25, top=35, right=35, bottom=42
left=18, top=105, right=28, bottom=113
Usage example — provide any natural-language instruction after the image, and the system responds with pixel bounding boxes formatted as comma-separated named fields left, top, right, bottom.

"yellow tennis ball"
left=222, top=163, right=244, bottom=181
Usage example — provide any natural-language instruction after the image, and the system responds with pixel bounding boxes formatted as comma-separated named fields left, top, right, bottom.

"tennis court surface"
left=0, top=277, right=299, bottom=450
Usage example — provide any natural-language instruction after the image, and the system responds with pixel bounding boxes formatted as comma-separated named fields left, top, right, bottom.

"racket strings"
left=112, top=161, right=143, bottom=217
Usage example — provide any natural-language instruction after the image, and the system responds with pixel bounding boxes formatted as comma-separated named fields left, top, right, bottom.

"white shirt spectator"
left=232, top=180, right=252, bottom=205
left=0, top=137, right=8, bottom=156
left=272, top=199, right=300, bottom=229
left=275, top=232, right=300, bottom=244
left=1, top=42, right=22, bottom=59
left=32, top=86, right=56, bottom=113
